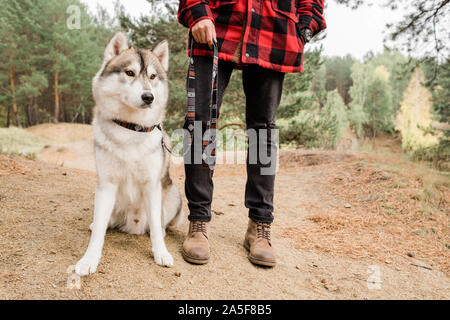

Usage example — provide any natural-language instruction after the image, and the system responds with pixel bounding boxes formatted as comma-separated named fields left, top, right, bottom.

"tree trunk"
left=54, top=69, right=60, bottom=123
left=26, top=99, right=33, bottom=127
left=31, top=98, right=36, bottom=126
left=61, top=95, right=68, bottom=122
left=9, top=65, right=21, bottom=127
left=6, top=105, right=11, bottom=128
left=372, top=110, right=376, bottom=150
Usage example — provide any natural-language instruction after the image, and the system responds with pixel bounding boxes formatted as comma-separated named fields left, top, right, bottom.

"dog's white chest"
left=122, top=143, right=163, bottom=183
left=104, top=136, right=164, bottom=235
left=94, top=120, right=164, bottom=183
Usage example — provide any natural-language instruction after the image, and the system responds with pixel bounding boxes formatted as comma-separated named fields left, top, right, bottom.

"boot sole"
left=181, top=248, right=210, bottom=265
left=243, top=240, right=276, bottom=268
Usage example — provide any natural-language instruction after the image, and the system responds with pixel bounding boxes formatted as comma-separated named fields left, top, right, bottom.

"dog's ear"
left=104, top=31, right=129, bottom=62
left=153, top=40, right=169, bottom=72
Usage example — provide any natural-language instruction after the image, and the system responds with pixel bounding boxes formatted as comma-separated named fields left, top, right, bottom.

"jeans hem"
left=248, top=213, right=274, bottom=224
left=188, top=215, right=212, bottom=223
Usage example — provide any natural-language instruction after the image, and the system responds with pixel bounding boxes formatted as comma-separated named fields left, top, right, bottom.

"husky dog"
left=75, top=32, right=183, bottom=276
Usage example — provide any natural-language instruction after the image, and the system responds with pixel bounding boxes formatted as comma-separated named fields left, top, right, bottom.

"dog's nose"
left=141, top=93, right=154, bottom=105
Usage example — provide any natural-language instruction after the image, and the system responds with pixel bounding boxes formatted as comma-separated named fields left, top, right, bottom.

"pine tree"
left=0, top=0, right=111, bottom=127
left=16, top=72, right=48, bottom=126
left=348, top=62, right=370, bottom=137
left=324, top=55, right=354, bottom=105
left=348, top=62, right=394, bottom=140
left=0, top=0, right=31, bottom=127
left=368, top=65, right=394, bottom=138
left=320, top=90, right=349, bottom=148
left=423, top=58, right=450, bottom=124
left=369, top=49, right=412, bottom=113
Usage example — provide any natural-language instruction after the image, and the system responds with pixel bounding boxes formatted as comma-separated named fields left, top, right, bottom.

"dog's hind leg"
left=163, top=184, right=184, bottom=231
left=76, top=183, right=117, bottom=276
left=146, top=182, right=174, bottom=267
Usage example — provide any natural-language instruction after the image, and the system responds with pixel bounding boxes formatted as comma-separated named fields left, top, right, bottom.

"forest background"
left=0, top=0, right=448, bottom=170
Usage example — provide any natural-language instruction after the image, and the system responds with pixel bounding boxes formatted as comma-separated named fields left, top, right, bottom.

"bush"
left=411, top=128, right=450, bottom=171
left=278, top=90, right=349, bottom=149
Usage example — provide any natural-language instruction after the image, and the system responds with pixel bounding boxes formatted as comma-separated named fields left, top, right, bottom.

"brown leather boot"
left=182, top=221, right=210, bottom=265
left=243, top=219, right=276, bottom=267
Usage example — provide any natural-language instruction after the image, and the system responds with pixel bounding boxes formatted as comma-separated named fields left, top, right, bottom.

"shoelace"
left=192, top=221, right=207, bottom=234
left=257, top=223, right=271, bottom=242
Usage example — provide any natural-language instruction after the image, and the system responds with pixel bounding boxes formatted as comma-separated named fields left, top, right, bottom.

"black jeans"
left=184, top=56, right=285, bottom=224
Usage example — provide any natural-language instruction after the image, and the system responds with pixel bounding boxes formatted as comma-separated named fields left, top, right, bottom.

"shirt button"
left=245, top=53, right=250, bottom=57
left=251, top=8, right=255, bottom=13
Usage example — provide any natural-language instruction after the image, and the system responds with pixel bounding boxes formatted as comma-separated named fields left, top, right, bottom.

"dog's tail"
left=169, top=206, right=184, bottom=228
left=163, top=184, right=184, bottom=229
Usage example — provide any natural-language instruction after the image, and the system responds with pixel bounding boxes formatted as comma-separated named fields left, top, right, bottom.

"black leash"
left=187, top=37, right=219, bottom=170
left=161, top=137, right=173, bottom=155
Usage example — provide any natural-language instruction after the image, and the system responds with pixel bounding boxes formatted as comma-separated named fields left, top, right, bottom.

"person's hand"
left=191, top=19, right=217, bottom=48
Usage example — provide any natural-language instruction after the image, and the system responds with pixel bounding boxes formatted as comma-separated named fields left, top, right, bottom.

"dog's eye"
left=125, top=70, right=135, bottom=77
left=150, top=74, right=157, bottom=80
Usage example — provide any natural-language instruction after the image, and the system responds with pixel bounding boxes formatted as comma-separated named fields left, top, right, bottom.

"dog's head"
left=93, top=32, right=169, bottom=121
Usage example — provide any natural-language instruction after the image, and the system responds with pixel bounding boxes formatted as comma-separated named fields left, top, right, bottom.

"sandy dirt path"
left=0, top=150, right=449, bottom=300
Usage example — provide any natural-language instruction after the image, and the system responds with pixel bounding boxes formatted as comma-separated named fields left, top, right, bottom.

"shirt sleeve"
left=178, top=0, right=215, bottom=30
left=298, top=0, right=327, bottom=36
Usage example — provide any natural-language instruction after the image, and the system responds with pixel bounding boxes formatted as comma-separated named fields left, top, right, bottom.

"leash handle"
left=187, top=37, right=219, bottom=170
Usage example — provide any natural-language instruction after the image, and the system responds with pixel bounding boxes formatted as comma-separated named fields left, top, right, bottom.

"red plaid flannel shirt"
left=178, top=0, right=326, bottom=73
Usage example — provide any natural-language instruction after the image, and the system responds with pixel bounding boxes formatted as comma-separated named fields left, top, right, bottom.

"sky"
left=83, top=0, right=406, bottom=60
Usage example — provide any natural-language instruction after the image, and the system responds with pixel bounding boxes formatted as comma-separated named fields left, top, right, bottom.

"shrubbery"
left=411, top=129, right=450, bottom=171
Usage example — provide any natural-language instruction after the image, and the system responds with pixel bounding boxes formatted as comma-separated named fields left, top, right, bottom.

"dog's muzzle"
left=141, top=93, right=154, bottom=105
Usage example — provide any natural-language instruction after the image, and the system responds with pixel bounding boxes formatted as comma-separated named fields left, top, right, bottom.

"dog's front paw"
left=153, top=250, right=174, bottom=268
left=75, top=255, right=100, bottom=276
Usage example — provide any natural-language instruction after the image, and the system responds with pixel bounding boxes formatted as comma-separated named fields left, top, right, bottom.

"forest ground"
left=0, top=124, right=448, bottom=299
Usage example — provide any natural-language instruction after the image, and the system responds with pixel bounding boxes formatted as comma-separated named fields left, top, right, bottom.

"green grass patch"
left=0, top=127, right=51, bottom=157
